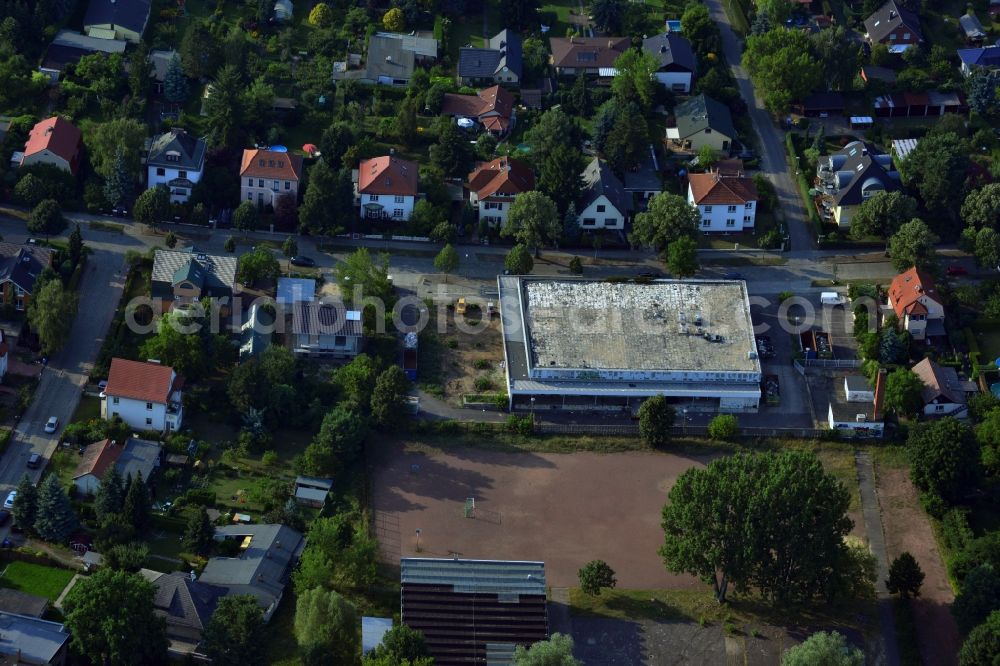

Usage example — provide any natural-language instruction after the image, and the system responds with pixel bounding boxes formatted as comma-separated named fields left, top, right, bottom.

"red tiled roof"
left=888, top=267, right=941, bottom=318
left=240, top=149, right=303, bottom=181
left=549, top=36, right=630, bottom=69
left=358, top=156, right=419, bottom=196
left=23, top=117, right=82, bottom=174
left=688, top=172, right=758, bottom=204
left=105, top=358, right=177, bottom=404
left=73, top=439, right=123, bottom=480
left=440, top=85, right=514, bottom=121
left=467, top=157, right=534, bottom=199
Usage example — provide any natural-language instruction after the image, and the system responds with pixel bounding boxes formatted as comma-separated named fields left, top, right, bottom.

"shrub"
left=185, top=489, right=217, bottom=507
left=505, top=414, right=533, bottom=435
left=473, top=359, right=492, bottom=370
left=473, top=376, right=493, bottom=392
left=708, top=414, right=739, bottom=440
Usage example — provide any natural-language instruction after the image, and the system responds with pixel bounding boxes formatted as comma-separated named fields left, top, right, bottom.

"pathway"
left=548, top=587, right=573, bottom=637
left=855, top=450, right=900, bottom=666
left=705, top=0, right=816, bottom=252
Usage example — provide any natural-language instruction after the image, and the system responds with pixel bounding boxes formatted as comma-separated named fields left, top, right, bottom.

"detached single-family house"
left=467, top=157, right=535, bottom=227
left=83, top=0, right=151, bottom=43
left=72, top=437, right=162, bottom=495
left=642, top=32, right=697, bottom=93
left=912, top=358, right=978, bottom=418
left=0, top=243, right=54, bottom=311
left=102, top=358, right=184, bottom=432
left=863, top=0, right=922, bottom=52
left=336, top=33, right=438, bottom=86
left=816, top=141, right=899, bottom=227
left=687, top=170, right=758, bottom=232
left=144, top=570, right=226, bottom=658
left=0, top=611, right=70, bottom=666
left=888, top=267, right=945, bottom=341
left=240, top=148, right=304, bottom=208
left=276, top=277, right=316, bottom=307
left=666, top=94, right=736, bottom=154
left=957, top=44, right=1000, bottom=77
left=146, top=129, right=207, bottom=204
left=623, top=145, right=663, bottom=204
left=458, top=30, right=522, bottom=86
left=827, top=371, right=886, bottom=438
left=19, top=117, right=82, bottom=175
left=357, top=156, right=419, bottom=221
left=39, top=30, right=127, bottom=83
left=440, top=85, right=515, bottom=137
left=291, top=302, right=363, bottom=358
left=577, top=158, right=630, bottom=231
left=959, top=13, right=987, bottom=42
left=294, top=476, right=333, bottom=508
left=151, top=249, right=238, bottom=310
left=200, top=524, right=305, bottom=622
left=548, top=36, right=630, bottom=76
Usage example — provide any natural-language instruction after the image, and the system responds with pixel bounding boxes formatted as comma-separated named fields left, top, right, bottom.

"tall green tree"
left=433, top=243, right=460, bottom=283
left=371, top=366, right=411, bottom=431
left=179, top=21, right=221, bottom=79
left=512, top=633, right=580, bottom=666
left=660, top=451, right=852, bottom=603
left=505, top=244, right=534, bottom=274
left=334, top=248, right=395, bottom=307
left=68, top=224, right=84, bottom=267
left=781, top=631, right=863, bottom=666
left=883, top=367, right=924, bottom=417
left=11, top=474, right=38, bottom=533
left=184, top=506, right=215, bottom=556
left=567, top=73, right=592, bottom=117
left=233, top=200, right=259, bottom=233
left=133, top=186, right=171, bottom=229
left=681, top=4, right=720, bottom=55
left=962, top=184, right=1000, bottom=231
left=974, top=227, right=1000, bottom=269
left=849, top=191, right=918, bottom=239
left=163, top=53, right=189, bottom=104
left=901, top=132, right=970, bottom=221
left=430, top=121, right=472, bottom=176
left=638, top=395, right=675, bottom=447
left=743, top=28, right=823, bottom=113
left=976, top=408, right=1000, bottom=475
left=27, top=199, right=65, bottom=238
left=630, top=192, right=699, bottom=256
left=537, top=146, right=585, bottom=215
left=204, top=64, right=244, bottom=148
left=666, top=236, right=699, bottom=277
left=28, top=279, right=77, bottom=356
left=959, top=609, right=1000, bottom=666
left=506, top=0, right=540, bottom=30
left=908, top=417, right=981, bottom=504
left=302, top=405, right=368, bottom=476
left=87, top=118, right=147, bottom=181
left=591, top=0, right=626, bottom=32
left=63, top=569, right=168, bottom=666
left=123, top=472, right=151, bottom=535
left=365, top=625, right=431, bottom=663
left=953, top=565, right=1000, bottom=635
left=502, top=191, right=561, bottom=254
left=809, top=27, right=859, bottom=91
left=578, top=560, right=617, bottom=596
left=523, top=109, right=582, bottom=166
left=94, top=464, right=126, bottom=520
left=104, top=146, right=133, bottom=207
left=886, top=551, right=925, bottom=599
left=203, top=595, right=267, bottom=666
left=888, top=219, right=939, bottom=272
left=236, top=247, right=281, bottom=285
left=294, top=587, right=359, bottom=666
left=610, top=49, right=659, bottom=112
left=298, top=162, right=353, bottom=235
left=34, top=474, right=77, bottom=543
left=603, top=103, right=648, bottom=176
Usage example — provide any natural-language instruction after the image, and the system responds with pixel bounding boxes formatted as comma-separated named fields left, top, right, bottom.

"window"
left=727, top=205, right=737, bottom=213
left=146, top=417, right=153, bottom=426
left=393, top=209, right=403, bottom=218
left=582, top=218, right=596, bottom=226
left=394, top=195, right=404, bottom=203
left=273, top=180, right=279, bottom=191
left=604, top=218, right=616, bottom=226
left=259, top=159, right=265, bottom=167
left=902, top=32, right=910, bottom=40
left=258, top=179, right=264, bottom=187
left=278, top=161, right=284, bottom=168
left=702, top=219, right=711, bottom=227
left=112, top=397, right=119, bottom=405
left=247, top=193, right=252, bottom=200
left=743, top=215, right=752, bottom=222
left=703, top=205, right=713, bottom=213
left=146, top=402, right=153, bottom=410
left=705, top=128, right=712, bottom=134
left=368, top=194, right=379, bottom=202
left=889, top=33, right=897, bottom=40
left=15, top=297, right=24, bottom=311
left=247, top=178, right=253, bottom=186
left=175, top=189, right=187, bottom=197
left=178, top=170, right=187, bottom=179
left=745, top=202, right=753, bottom=209
left=596, top=204, right=606, bottom=213
left=268, top=160, right=274, bottom=167
left=726, top=219, right=736, bottom=227
left=284, top=181, right=291, bottom=190
left=935, top=404, right=945, bottom=412
left=156, top=167, right=165, bottom=176
left=258, top=193, right=264, bottom=204
left=334, top=335, right=347, bottom=346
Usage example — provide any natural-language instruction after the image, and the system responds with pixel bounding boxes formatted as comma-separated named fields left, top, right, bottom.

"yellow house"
left=666, top=94, right=736, bottom=154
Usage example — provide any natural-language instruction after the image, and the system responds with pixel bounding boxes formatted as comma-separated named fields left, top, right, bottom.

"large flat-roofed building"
left=498, top=277, right=762, bottom=412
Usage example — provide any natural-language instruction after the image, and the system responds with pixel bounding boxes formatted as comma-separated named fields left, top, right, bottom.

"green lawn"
left=700, top=213, right=779, bottom=250
left=71, top=396, right=102, bottom=424
left=0, top=562, right=75, bottom=601
left=973, top=321, right=1000, bottom=364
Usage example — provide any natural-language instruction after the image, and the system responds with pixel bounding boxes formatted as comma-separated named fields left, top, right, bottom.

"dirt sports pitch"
left=369, top=441, right=710, bottom=588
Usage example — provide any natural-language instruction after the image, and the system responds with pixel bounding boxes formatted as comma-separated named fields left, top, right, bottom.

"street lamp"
left=415, top=528, right=422, bottom=552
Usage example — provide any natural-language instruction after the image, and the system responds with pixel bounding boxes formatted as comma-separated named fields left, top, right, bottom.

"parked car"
left=946, top=264, right=968, bottom=277
left=3, top=491, right=15, bottom=510
left=26, top=453, right=41, bottom=469
left=44, top=416, right=58, bottom=434
left=290, top=255, right=316, bottom=267
left=456, top=297, right=467, bottom=315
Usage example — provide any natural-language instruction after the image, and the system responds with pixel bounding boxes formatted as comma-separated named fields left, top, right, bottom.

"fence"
left=799, top=358, right=863, bottom=368
left=533, top=422, right=826, bottom=439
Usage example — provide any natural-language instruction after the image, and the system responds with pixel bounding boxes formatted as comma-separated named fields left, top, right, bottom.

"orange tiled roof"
left=358, top=156, right=419, bottom=196
left=467, top=157, right=534, bottom=199
left=688, top=172, right=757, bottom=204
left=73, top=439, right=123, bottom=480
left=240, top=149, right=303, bottom=181
left=888, top=267, right=940, bottom=318
left=105, top=358, right=178, bottom=404
left=24, top=117, right=82, bottom=173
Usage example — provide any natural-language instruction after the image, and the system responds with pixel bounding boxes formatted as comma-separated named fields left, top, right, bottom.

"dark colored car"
left=946, top=264, right=968, bottom=277
left=26, top=453, right=41, bottom=469
left=290, top=255, right=316, bottom=267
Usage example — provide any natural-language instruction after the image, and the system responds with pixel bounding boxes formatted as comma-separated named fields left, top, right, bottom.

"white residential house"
left=467, top=157, right=534, bottom=228
left=887, top=267, right=946, bottom=340
left=687, top=170, right=758, bottom=232
left=357, top=156, right=418, bottom=221
left=912, top=358, right=979, bottom=418
left=577, top=158, right=630, bottom=231
left=827, top=371, right=886, bottom=438
left=146, top=129, right=207, bottom=204
left=101, top=358, right=184, bottom=432
left=292, top=302, right=364, bottom=358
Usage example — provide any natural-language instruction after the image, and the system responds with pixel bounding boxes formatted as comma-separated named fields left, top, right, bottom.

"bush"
left=473, top=376, right=493, bottom=391
left=505, top=414, right=533, bottom=435
left=185, top=489, right=216, bottom=507
left=473, top=359, right=492, bottom=370
left=708, top=414, right=738, bottom=440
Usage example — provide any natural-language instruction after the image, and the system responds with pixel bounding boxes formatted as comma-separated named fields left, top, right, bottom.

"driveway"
left=704, top=0, right=816, bottom=252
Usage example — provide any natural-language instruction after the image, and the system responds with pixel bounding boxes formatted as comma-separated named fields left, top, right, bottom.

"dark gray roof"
left=0, top=612, right=69, bottom=665
left=459, top=30, right=523, bottom=80
left=801, top=91, right=844, bottom=111
left=147, top=130, right=207, bottom=171
left=117, top=438, right=161, bottom=483
left=673, top=94, right=736, bottom=140
left=623, top=145, right=662, bottom=192
left=84, top=0, right=151, bottom=34
left=364, top=34, right=415, bottom=81
left=199, top=524, right=304, bottom=609
left=40, top=44, right=89, bottom=72
left=864, top=0, right=922, bottom=43
left=959, top=13, right=986, bottom=38
left=579, top=157, right=631, bottom=215
left=0, top=590, right=48, bottom=618
left=152, top=249, right=238, bottom=297
left=825, top=141, right=899, bottom=206
left=292, top=301, right=364, bottom=337
left=642, top=32, right=696, bottom=73
left=0, top=243, right=53, bottom=294
left=151, top=572, right=226, bottom=632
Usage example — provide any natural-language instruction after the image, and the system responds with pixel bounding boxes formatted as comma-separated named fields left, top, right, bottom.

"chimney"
left=873, top=369, right=887, bottom=421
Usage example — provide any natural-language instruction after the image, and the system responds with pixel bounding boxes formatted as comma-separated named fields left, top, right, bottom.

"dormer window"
left=259, top=159, right=266, bottom=167
left=277, top=161, right=284, bottom=168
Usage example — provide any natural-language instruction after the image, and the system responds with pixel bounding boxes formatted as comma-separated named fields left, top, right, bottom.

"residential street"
left=705, top=0, right=816, bottom=252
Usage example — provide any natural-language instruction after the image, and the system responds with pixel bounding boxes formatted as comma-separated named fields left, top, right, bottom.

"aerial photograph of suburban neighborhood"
left=0, top=0, right=998, bottom=663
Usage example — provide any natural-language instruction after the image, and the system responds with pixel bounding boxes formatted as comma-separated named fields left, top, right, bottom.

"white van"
left=820, top=292, right=846, bottom=305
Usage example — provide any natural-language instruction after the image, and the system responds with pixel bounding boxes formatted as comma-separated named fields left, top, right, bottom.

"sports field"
left=369, top=441, right=712, bottom=588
